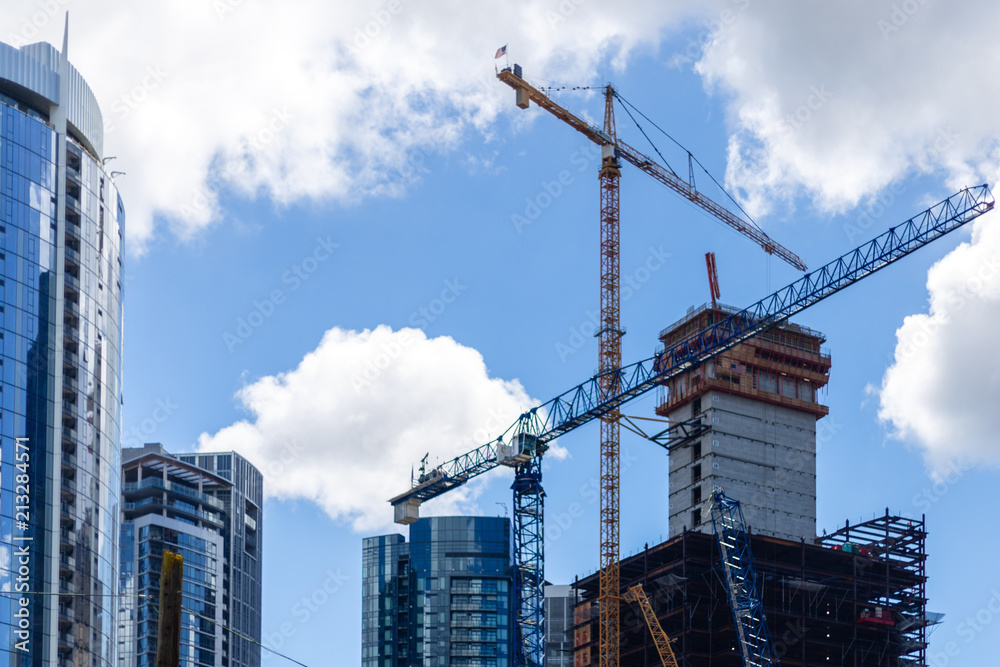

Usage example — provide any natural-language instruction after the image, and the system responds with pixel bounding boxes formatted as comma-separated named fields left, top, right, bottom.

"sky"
left=5, top=0, right=1000, bottom=664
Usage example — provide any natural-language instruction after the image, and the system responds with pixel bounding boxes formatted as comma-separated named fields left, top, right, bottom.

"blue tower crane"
left=706, top=487, right=780, bottom=667
left=388, top=186, right=994, bottom=667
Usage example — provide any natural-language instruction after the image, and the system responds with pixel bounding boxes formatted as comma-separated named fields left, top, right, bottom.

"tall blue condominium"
left=362, top=516, right=514, bottom=667
left=0, top=28, right=125, bottom=667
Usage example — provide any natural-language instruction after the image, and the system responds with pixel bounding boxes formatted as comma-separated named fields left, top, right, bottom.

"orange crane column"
left=597, top=85, right=622, bottom=667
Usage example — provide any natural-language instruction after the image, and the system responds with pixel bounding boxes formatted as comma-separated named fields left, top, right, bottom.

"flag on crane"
left=494, top=45, right=507, bottom=59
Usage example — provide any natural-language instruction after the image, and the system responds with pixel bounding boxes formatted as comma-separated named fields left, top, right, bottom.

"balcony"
left=122, top=477, right=225, bottom=510
left=66, top=162, right=81, bottom=183
left=65, top=191, right=81, bottom=215
left=63, top=321, right=79, bottom=346
left=62, top=401, right=77, bottom=427
left=59, top=554, right=75, bottom=574
left=60, top=477, right=76, bottom=497
left=64, top=246, right=80, bottom=270
left=58, top=605, right=74, bottom=628
left=59, top=529, right=75, bottom=553
left=64, top=272, right=80, bottom=296
left=65, top=217, right=81, bottom=242
left=122, top=497, right=225, bottom=528
left=59, top=508, right=74, bottom=528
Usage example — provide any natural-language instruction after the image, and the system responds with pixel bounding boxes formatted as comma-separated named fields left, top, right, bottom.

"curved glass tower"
left=0, top=31, right=124, bottom=667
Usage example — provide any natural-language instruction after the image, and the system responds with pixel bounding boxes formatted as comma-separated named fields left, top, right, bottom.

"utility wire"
left=2, top=590, right=312, bottom=667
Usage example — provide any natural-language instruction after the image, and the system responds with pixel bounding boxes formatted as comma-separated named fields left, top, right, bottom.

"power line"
left=1, top=590, right=312, bottom=667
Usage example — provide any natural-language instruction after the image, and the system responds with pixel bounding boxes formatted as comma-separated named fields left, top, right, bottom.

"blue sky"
left=7, top=1, right=1000, bottom=664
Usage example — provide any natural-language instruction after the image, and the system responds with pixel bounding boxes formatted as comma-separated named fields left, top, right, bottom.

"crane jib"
left=388, top=184, right=994, bottom=513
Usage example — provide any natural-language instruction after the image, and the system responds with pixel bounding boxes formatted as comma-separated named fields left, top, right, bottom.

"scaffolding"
left=817, top=511, right=930, bottom=666
left=572, top=515, right=929, bottom=667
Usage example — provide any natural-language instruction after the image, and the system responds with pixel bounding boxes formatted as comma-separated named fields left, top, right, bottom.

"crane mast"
left=597, top=86, right=623, bottom=667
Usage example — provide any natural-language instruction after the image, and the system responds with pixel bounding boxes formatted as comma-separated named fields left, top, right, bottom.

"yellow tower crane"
left=498, top=63, right=805, bottom=667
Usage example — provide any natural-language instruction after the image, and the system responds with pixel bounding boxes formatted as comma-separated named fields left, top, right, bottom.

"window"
left=693, top=442, right=702, bottom=460
left=691, top=486, right=701, bottom=505
left=692, top=464, right=701, bottom=483
left=691, top=510, right=701, bottom=527
left=692, top=397, right=701, bottom=416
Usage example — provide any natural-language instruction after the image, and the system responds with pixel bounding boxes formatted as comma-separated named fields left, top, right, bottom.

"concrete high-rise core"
left=656, top=304, right=831, bottom=542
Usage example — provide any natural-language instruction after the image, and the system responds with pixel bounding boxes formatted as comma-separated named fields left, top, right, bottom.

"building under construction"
left=569, top=306, right=931, bottom=667
left=571, top=512, right=929, bottom=666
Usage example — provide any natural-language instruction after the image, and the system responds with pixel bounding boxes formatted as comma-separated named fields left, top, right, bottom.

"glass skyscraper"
left=0, top=34, right=124, bottom=667
left=118, top=445, right=227, bottom=667
left=362, top=516, right=513, bottom=667
left=177, top=451, right=263, bottom=667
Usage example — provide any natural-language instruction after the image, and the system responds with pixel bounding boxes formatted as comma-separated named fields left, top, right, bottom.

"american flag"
left=495, top=45, right=507, bottom=59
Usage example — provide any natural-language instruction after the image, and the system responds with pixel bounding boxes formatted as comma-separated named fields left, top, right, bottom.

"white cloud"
left=689, top=0, right=1000, bottom=217
left=876, top=209, right=1000, bottom=476
left=678, top=1, right=1000, bottom=477
left=3, top=0, right=698, bottom=251
left=196, top=325, right=552, bottom=533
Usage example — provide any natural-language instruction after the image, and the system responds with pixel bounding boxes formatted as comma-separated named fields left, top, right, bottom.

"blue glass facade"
left=178, top=451, right=263, bottom=667
left=0, top=39, right=124, bottom=667
left=119, top=446, right=228, bottom=667
left=362, top=516, right=513, bottom=667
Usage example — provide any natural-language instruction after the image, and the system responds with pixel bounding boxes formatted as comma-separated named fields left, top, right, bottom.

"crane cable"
left=613, top=90, right=769, bottom=240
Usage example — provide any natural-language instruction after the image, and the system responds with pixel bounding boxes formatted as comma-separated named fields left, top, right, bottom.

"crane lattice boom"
left=623, top=584, right=680, bottom=667
left=706, top=488, right=779, bottom=667
left=389, top=185, right=993, bottom=514
left=496, top=66, right=807, bottom=271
